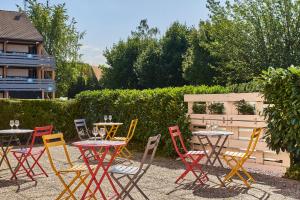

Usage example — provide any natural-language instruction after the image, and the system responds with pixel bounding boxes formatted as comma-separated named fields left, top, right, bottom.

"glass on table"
left=99, top=128, right=106, bottom=140
left=10, top=120, right=14, bottom=129
left=104, top=115, right=108, bottom=123
left=92, top=127, right=98, bottom=140
left=206, top=121, right=211, bottom=130
left=15, top=120, right=20, bottom=129
left=108, top=115, right=112, bottom=123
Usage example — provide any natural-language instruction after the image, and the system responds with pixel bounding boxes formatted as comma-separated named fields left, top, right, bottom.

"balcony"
left=0, top=78, right=55, bottom=92
left=0, top=53, right=55, bottom=68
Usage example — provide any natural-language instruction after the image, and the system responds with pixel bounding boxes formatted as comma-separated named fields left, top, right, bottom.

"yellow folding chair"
left=223, top=128, right=263, bottom=188
left=42, top=133, right=96, bottom=200
left=111, top=119, right=138, bottom=159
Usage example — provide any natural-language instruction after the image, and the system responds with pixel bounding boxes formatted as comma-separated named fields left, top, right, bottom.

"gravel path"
left=0, top=145, right=299, bottom=200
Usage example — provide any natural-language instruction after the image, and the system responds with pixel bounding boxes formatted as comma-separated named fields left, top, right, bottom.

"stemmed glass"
left=9, top=120, right=14, bottom=129
left=108, top=115, right=112, bottom=123
left=99, top=128, right=106, bottom=140
left=92, top=127, right=98, bottom=141
left=206, top=121, right=211, bottom=131
left=104, top=115, right=108, bottom=123
left=15, top=120, right=20, bottom=129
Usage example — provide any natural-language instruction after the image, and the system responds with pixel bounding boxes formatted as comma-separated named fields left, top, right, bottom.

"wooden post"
left=52, top=92, right=55, bottom=99
left=37, top=43, right=42, bottom=55
left=41, top=90, right=45, bottom=99
left=3, top=66, right=7, bottom=78
left=37, top=67, right=41, bottom=79
left=4, top=91, right=9, bottom=98
left=3, top=41, right=7, bottom=53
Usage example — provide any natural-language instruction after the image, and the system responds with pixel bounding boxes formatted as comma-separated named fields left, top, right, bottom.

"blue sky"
left=1, top=0, right=220, bottom=65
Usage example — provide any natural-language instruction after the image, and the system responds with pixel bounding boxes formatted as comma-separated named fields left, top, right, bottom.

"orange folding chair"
left=11, top=125, right=53, bottom=180
left=223, top=128, right=263, bottom=188
left=169, top=125, right=208, bottom=184
left=42, top=133, right=96, bottom=200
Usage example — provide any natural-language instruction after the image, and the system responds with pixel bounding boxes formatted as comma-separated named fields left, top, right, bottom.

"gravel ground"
left=0, top=145, right=299, bottom=200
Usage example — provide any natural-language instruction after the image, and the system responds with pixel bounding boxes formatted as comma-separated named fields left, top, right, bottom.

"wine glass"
left=9, top=120, right=14, bottom=129
left=99, top=128, right=106, bottom=140
left=213, top=123, right=218, bottom=131
left=104, top=115, right=108, bottom=123
left=108, top=115, right=112, bottom=123
left=15, top=120, right=20, bottom=129
left=206, top=121, right=211, bottom=130
left=92, top=127, right=98, bottom=140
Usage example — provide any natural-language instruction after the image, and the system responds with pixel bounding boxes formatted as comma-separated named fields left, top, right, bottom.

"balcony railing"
left=0, top=53, right=55, bottom=68
left=0, top=78, right=56, bottom=92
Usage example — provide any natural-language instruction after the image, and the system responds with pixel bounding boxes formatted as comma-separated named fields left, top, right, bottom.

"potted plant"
left=234, top=99, right=255, bottom=115
left=208, top=102, right=224, bottom=114
left=192, top=103, right=206, bottom=114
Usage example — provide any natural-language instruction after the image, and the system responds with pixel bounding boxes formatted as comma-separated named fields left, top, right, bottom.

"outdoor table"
left=93, top=122, right=123, bottom=139
left=0, top=129, right=34, bottom=179
left=192, top=130, right=233, bottom=185
left=73, top=140, right=126, bottom=200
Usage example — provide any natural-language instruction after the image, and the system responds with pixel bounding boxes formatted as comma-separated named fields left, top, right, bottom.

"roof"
left=0, top=10, right=43, bottom=42
left=91, top=65, right=103, bottom=80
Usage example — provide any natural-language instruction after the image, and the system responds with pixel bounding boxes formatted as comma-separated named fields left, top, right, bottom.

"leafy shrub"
left=208, top=103, right=224, bottom=114
left=258, top=66, right=300, bottom=168
left=234, top=99, right=255, bottom=115
left=192, top=103, right=206, bottom=114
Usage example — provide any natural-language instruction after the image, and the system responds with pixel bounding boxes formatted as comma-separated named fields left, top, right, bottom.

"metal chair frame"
left=42, top=133, right=96, bottom=200
left=11, top=125, right=53, bottom=180
left=223, top=128, right=263, bottom=188
left=110, top=134, right=161, bottom=200
left=169, top=125, right=208, bottom=185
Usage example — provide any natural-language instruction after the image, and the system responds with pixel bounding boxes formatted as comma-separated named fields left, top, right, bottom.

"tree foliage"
left=24, top=0, right=84, bottom=96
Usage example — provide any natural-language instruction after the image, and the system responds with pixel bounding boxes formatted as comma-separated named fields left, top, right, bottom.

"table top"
left=192, top=130, right=233, bottom=136
left=93, top=122, right=123, bottom=126
left=0, top=129, right=34, bottom=135
left=73, top=140, right=126, bottom=147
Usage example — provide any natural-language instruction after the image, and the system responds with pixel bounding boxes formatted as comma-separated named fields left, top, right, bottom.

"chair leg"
left=56, top=173, right=79, bottom=200
left=29, top=153, right=48, bottom=177
left=111, top=174, right=135, bottom=200
left=124, top=175, right=149, bottom=200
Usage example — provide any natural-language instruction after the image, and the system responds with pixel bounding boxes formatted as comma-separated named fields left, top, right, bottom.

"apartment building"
left=0, top=10, right=55, bottom=99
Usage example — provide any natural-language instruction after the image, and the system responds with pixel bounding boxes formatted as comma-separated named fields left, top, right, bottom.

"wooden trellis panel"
left=184, top=93, right=290, bottom=168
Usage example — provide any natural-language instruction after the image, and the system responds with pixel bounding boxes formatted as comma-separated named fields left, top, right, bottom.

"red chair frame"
left=169, top=125, right=208, bottom=184
left=11, top=125, right=53, bottom=180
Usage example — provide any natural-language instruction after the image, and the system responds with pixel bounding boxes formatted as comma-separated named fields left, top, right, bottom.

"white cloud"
left=79, top=44, right=107, bottom=65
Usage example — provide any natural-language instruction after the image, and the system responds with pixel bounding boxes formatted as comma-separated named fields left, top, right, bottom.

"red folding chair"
left=11, top=125, right=53, bottom=180
left=169, top=125, right=209, bottom=184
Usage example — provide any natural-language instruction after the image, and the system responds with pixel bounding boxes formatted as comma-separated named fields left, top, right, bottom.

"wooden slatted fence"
left=184, top=93, right=290, bottom=168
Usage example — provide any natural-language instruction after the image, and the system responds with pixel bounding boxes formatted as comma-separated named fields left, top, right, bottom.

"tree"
left=159, top=22, right=191, bottom=87
left=24, top=0, right=84, bottom=96
left=134, top=41, right=162, bottom=88
left=206, top=0, right=300, bottom=84
left=101, top=20, right=159, bottom=89
left=182, top=21, right=216, bottom=85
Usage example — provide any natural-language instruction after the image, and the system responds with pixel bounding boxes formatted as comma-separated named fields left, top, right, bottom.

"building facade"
left=0, top=10, right=55, bottom=99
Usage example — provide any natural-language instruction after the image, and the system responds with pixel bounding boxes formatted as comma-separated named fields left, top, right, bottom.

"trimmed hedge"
left=0, top=85, right=231, bottom=156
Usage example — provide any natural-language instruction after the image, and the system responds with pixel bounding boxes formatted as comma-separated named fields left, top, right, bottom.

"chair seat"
left=112, top=137, right=126, bottom=141
left=109, top=165, right=141, bottom=175
left=184, top=150, right=207, bottom=157
left=224, top=151, right=246, bottom=158
left=11, top=147, right=44, bottom=155
left=60, top=164, right=96, bottom=172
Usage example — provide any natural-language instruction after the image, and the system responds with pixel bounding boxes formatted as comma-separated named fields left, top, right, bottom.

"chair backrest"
left=30, top=125, right=53, bottom=147
left=139, top=134, right=161, bottom=172
left=168, top=125, right=188, bottom=157
left=125, top=119, right=138, bottom=142
left=244, top=128, right=263, bottom=159
left=74, top=119, right=90, bottom=140
left=42, top=133, right=72, bottom=174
